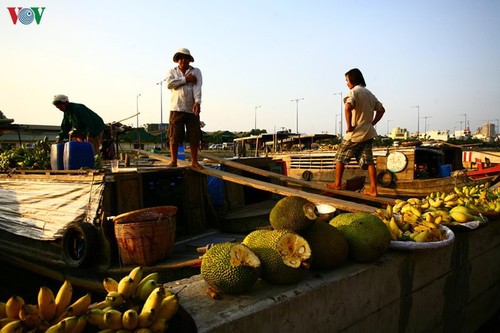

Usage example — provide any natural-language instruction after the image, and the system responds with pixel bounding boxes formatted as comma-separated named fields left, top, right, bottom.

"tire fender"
left=377, top=170, right=395, bottom=187
left=61, top=222, right=98, bottom=268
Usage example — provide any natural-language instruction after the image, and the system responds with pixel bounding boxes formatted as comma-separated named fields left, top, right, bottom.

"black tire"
left=61, top=222, right=98, bottom=268
left=377, top=170, right=395, bottom=187
left=302, top=170, right=313, bottom=181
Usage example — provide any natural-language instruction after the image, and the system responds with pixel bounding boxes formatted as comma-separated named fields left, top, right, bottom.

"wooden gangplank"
left=198, top=151, right=396, bottom=206
left=141, top=151, right=379, bottom=214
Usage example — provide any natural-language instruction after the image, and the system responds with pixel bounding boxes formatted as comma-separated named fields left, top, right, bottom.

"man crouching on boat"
left=326, top=68, right=385, bottom=197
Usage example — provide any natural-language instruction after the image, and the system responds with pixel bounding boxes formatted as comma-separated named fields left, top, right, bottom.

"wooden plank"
left=140, top=151, right=378, bottom=213
left=198, top=151, right=395, bottom=206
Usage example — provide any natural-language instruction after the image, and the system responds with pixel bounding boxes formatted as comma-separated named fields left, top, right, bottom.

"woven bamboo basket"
left=114, top=206, right=177, bottom=266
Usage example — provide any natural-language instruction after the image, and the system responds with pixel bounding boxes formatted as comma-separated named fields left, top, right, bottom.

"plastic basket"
left=114, top=206, right=177, bottom=265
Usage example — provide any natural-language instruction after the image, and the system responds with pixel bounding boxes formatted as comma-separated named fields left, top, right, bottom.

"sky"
left=1, top=0, right=499, bottom=136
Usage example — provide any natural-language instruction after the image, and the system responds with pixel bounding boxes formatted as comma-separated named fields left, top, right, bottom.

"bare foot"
left=325, top=182, right=344, bottom=190
left=166, top=162, right=177, bottom=168
left=361, top=187, right=378, bottom=197
left=191, top=162, right=203, bottom=170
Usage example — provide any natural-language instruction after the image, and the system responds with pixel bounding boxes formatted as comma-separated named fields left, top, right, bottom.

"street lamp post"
left=156, top=80, right=165, bottom=149
left=411, top=105, right=420, bottom=138
left=290, top=98, right=304, bottom=134
left=136, top=94, right=141, bottom=150
left=335, top=114, right=341, bottom=135
left=254, top=105, right=261, bottom=131
left=333, top=92, right=343, bottom=138
left=460, top=113, right=467, bottom=131
left=421, top=116, right=431, bottom=137
left=387, top=119, right=393, bottom=136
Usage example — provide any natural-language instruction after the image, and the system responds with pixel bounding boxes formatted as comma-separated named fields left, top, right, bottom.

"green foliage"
left=0, top=137, right=52, bottom=171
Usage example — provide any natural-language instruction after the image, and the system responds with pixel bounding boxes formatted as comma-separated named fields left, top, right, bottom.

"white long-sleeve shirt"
left=166, top=66, right=202, bottom=113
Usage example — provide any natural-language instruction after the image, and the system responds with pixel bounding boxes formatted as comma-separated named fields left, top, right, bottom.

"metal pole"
left=411, top=105, right=420, bottom=137
left=156, top=80, right=165, bottom=149
left=387, top=119, right=393, bottom=136
left=333, top=92, right=343, bottom=138
left=421, top=116, right=431, bottom=136
left=254, top=106, right=261, bottom=130
left=136, top=94, right=141, bottom=149
left=290, top=98, right=304, bottom=134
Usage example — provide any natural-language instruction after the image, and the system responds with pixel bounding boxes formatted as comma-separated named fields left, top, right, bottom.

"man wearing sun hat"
left=52, top=94, right=106, bottom=156
left=166, top=47, right=203, bottom=170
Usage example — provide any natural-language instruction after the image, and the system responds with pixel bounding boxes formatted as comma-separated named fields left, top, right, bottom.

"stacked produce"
left=201, top=196, right=392, bottom=298
left=0, top=266, right=178, bottom=332
left=374, top=183, right=498, bottom=243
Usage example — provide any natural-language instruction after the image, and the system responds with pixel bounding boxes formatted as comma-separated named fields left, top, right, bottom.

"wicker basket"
left=114, top=206, right=177, bottom=266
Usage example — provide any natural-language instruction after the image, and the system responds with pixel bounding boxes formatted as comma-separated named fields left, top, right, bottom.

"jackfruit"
left=243, top=229, right=311, bottom=285
left=302, top=221, right=349, bottom=269
left=329, top=212, right=391, bottom=262
left=201, top=242, right=261, bottom=294
left=269, top=196, right=317, bottom=232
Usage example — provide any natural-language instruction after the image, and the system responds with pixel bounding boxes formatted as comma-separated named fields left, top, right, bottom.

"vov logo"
left=7, top=7, right=46, bottom=25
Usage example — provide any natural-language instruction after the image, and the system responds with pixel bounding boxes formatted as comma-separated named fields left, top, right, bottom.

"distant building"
left=389, top=127, right=409, bottom=140
left=424, top=130, right=450, bottom=141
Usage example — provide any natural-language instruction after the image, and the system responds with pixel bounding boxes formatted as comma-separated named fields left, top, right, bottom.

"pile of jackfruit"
left=200, top=196, right=392, bottom=297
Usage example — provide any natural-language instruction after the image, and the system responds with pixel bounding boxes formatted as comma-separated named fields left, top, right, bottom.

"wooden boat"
left=272, top=144, right=495, bottom=198
left=0, top=153, right=384, bottom=293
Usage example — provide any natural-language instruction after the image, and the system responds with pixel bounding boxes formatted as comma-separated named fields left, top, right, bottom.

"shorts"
left=168, top=111, right=201, bottom=145
left=335, top=138, right=374, bottom=170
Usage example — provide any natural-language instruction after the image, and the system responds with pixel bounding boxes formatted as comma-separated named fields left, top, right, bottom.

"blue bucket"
left=439, top=164, right=452, bottom=177
left=63, top=141, right=95, bottom=170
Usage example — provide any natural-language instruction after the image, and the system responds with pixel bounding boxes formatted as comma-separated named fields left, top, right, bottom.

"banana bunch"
left=448, top=206, right=485, bottom=223
left=0, top=279, right=90, bottom=333
left=86, top=266, right=179, bottom=332
left=374, top=199, right=448, bottom=243
left=450, top=184, right=500, bottom=214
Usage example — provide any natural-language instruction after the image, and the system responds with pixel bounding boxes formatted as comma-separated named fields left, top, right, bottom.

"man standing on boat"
left=326, top=68, right=385, bottom=196
left=166, top=48, right=203, bottom=170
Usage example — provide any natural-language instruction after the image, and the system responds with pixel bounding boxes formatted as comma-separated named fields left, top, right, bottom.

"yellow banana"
left=136, top=273, right=159, bottom=296
left=409, top=206, right=422, bottom=217
left=44, top=320, right=66, bottom=333
left=156, top=294, right=178, bottom=321
left=444, top=193, right=458, bottom=202
left=149, top=317, right=169, bottom=332
left=137, top=309, right=156, bottom=329
left=388, top=217, right=401, bottom=240
left=413, top=230, right=429, bottom=242
left=86, top=309, right=106, bottom=330
left=5, top=295, right=24, bottom=319
left=38, top=286, right=56, bottom=322
left=103, top=309, right=123, bottom=330
left=18, top=304, right=43, bottom=329
left=60, top=316, right=78, bottom=333
left=434, top=215, right=443, bottom=225
left=413, top=225, right=431, bottom=233
left=65, top=293, right=92, bottom=317
left=141, top=287, right=165, bottom=315
left=450, top=211, right=472, bottom=223
left=128, top=266, right=144, bottom=294
left=122, top=309, right=139, bottom=330
left=421, top=220, right=437, bottom=229
left=0, top=318, right=18, bottom=329
left=102, top=277, right=119, bottom=293
left=429, top=198, right=443, bottom=208
left=450, top=205, right=471, bottom=214
left=137, top=280, right=159, bottom=302
left=54, top=280, right=73, bottom=319
left=72, top=314, right=87, bottom=333
left=420, top=201, right=430, bottom=210
left=0, top=319, right=23, bottom=333
left=454, top=186, right=462, bottom=195
left=105, top=291, right=125, bottom=308
left=117, top=276, right=135, bottom=298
